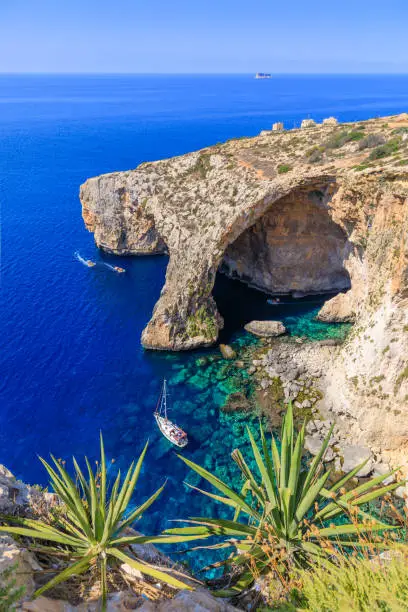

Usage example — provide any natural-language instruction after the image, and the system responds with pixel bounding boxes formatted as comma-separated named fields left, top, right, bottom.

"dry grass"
left=249, top=495, right=408, bottom=611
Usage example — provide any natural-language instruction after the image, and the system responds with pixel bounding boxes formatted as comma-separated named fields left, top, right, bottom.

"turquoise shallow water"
left=1, top=73, right=400, bottom=572
left=283, top=308, right=351, bottom=341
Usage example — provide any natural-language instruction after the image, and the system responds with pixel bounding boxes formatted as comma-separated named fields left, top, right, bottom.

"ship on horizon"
left=255, top=72, right=272, bottom=79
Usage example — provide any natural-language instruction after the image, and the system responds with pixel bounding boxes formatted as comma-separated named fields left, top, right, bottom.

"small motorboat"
left=114, top=266, right=126, bottom=273
left=154, top=380, right=188, bottom=448
left=267, top=297, right=280, bottom=305
left=86, top=260, right=96, bottom=267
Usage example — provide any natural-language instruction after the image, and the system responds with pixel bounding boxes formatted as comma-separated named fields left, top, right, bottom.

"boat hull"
left=154, top=414, right=188, bottom=448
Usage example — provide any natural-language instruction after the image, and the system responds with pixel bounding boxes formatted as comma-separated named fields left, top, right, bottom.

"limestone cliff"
left=80, top=114, right=408, bottom=467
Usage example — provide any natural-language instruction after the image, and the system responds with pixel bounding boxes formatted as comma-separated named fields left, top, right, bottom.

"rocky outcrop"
left=316, top=291, right=355, bottom=322
left=80, top=114, right=408, bottom=469
left=0, top=464, right=44, bottom=514
left=0, top=534, right=41, bottom=600
left=244, top=320, right=286, bottom=337
left=341, top=445, right=373, bottom=477
left=80, top=173, right=167, bottom=256
left=22, top=591, right=240, bottom=611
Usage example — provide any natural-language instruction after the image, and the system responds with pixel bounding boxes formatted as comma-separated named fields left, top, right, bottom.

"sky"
left=1, top=0, right=408, bottom=74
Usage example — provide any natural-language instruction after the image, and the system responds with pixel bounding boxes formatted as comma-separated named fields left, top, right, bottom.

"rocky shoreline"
left=1, top=331, right=406, bottom=609
left=226, top=333, right=406, bottom=498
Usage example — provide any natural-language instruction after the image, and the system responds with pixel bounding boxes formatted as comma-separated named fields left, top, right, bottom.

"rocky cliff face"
left=80, top=114, right=408, bottom=468
left=221, top=187, right=351, bottom=295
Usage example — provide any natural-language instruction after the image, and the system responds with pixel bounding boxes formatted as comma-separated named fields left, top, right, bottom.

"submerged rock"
left=219, top=344, right=237, bottom=360
left=195, top=356, right=208, bottom=367
left=244, top=320, right=286, bottom=338
left=221, top=392, right=251, bottom=414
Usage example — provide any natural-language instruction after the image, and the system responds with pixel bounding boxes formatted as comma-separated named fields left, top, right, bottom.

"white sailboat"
left=154, top=379, right=188, bottom=448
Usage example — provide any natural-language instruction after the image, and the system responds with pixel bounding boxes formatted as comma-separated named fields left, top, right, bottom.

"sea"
left=1, top=74, right=408, bottom=570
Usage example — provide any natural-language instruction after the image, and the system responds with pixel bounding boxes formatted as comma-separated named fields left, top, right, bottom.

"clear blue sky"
left=2, top=0, right=408, bottom=73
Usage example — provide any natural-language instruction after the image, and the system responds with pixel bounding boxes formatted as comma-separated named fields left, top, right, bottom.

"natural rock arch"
left=140, top=180, right=357, bottom=350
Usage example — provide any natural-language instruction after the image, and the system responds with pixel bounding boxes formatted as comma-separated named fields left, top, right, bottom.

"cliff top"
left=127, top=113, right=408, bottom=197
left=182, top=112, right=408, bottom=180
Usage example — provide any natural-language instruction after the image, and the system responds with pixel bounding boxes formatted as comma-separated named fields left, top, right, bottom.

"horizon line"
left=1, top=71, right=408, bottom=77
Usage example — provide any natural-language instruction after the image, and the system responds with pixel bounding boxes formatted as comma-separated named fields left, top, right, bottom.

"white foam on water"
left=75, top=252, right=124, bottom=273
left=101, top=261, right=117, bottom=271
left=75, top=251, right=92, bottom=267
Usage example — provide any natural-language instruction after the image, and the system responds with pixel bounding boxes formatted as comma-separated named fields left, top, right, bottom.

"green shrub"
left=167, top=404, right=399, bottom=596
left=358, top=133, right=386, bottom=150
left=294, top=549, right=408, bottom=611
left=348, top=130, right=365, bottom=141
left=278, top=164, right=292, bottom=174
left=306, top=147, right=324, bottom=163
left=0, top=436, right=191, bottom=610
left=395, top=365, right=408, bottom=390
left=369, top=138, right=401, bottom=160
left=325, top=130, right=364, bottom=149
left=392, top=126, right=408, bottom=135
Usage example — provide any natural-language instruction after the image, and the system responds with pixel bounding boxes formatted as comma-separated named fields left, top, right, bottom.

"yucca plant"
left=0, top=436, right=196, bottom=609
left=166, top=404, right=402, bottom=596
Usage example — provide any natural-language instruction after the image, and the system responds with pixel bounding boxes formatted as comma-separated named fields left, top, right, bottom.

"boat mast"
left=162, top=379, right=168, bottom=419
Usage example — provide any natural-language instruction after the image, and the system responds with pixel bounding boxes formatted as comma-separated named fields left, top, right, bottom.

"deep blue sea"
left=1, top=74, right=408, bottom=570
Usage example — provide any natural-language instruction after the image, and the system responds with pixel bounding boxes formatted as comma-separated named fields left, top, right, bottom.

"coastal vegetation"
left=277, top=164, right=292, bottom=174
left=186, top=304, right=218, bottom=340
left=369, top=137, right=401, bottom=160
left=305, top=129, right=366, bottom=163
left=0, top=414, right=406, bottom=610
left=287, top=547, right=408, bottom=611
left=0, top=435, right=192, bottom=610
left=166, top=404, right=400, bottom=598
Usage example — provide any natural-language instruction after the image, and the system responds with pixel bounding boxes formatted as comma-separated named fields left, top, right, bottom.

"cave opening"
left=213, top=186, right=352, bottom=342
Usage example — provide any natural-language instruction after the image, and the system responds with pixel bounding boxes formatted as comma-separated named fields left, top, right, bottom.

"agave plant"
left=0, top=435, right=196, bottom=609
left=166, top=405, right=401, bottom=596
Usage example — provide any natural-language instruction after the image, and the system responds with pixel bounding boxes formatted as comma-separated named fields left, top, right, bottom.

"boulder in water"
left=244, top=320, right=286, bottom=338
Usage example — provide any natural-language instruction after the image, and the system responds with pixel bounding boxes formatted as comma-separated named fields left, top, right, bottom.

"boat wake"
left=100, top=262, right=122, bottom=272
left=75, top=251, right=96, bottom=268
left=75, top=252, right=125, bottom=273
left=102, top=262, right=126, bottom=273
left=100, top=261, right=115, bottom=271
